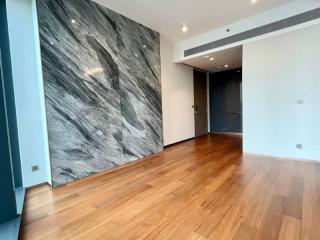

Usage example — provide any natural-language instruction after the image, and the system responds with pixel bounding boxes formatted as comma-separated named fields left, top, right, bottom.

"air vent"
left=184, top=8, right=320, bottom=57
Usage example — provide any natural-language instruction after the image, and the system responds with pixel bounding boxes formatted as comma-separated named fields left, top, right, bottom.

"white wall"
left=6, top=0, right=51, bottom=187
left=160, top=36, right=195, bottom=146
left=243, top=24, right=320, bottom=161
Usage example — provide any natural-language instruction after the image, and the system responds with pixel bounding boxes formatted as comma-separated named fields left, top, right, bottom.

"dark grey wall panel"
left=185, top=7, right=320, bottom=57
left=0, top=0, right=22, bottom=190
left=210, top=69, right=242, bottom=133
left=0, top=1, right=18, bottom=223
left=36, top=0, right=163, bottom=187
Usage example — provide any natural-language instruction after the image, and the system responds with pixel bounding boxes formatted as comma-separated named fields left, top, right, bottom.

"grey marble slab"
left=36, top=0, right=162, bottom=187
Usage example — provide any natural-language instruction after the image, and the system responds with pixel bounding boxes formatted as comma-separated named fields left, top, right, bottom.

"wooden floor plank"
left=278, top=216, right=301, bottom=240
left=301, top=163, right=320, bottom=240
left=20, top=134, right=320, bottom=240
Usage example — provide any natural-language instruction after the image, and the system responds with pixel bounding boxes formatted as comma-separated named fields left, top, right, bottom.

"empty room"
left=0, top=0, right=320, bottom=239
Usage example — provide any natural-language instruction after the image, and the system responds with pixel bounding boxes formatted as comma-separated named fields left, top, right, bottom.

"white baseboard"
left=243, top=152, right=320, bottom=164
left=211, top=131, right=243, bottom=136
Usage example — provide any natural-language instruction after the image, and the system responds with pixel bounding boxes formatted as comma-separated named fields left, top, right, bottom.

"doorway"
left=193, top=69, right=208, bottom=137
left=185, top=46, right=243, bottom=138
left=210, top=68, right=242, bottom=133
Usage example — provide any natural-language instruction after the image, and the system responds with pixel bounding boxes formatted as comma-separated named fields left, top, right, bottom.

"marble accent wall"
left=36, top=0, right=162, bottom=187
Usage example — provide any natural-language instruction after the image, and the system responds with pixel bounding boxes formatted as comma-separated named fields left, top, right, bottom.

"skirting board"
left=211, top=131, right=243, bottom=136
left=244, top=152, right=320, bottom=164
left=164, top=137, right=195, bottom=148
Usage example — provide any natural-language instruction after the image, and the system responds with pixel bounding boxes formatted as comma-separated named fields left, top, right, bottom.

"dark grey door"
left=194, top=70, right=208, bottom=137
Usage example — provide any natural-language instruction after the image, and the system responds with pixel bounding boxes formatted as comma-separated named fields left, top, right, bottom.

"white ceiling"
left=95, top=0, right=294, bottom=42
left=182, top=46, right=243, bottom=73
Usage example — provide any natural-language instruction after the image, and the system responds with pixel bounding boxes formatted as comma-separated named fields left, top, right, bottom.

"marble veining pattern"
left=36, top=0, right=162, bottom=186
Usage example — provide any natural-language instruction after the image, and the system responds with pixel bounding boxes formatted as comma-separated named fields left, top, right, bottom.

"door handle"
left=193, top=105, right=198, bottom=114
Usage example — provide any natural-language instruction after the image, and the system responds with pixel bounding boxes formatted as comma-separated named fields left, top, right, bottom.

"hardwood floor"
left=20, top=134, right=320, bottom=240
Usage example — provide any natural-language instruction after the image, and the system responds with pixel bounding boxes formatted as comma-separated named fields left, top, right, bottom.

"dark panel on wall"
left=0, top=1, right=18, bottom=223
left=36, top=0, right=163, bottom=186
left=210, top=69, right=242, bottom=133
left=0, top=0, right=22, bottom=189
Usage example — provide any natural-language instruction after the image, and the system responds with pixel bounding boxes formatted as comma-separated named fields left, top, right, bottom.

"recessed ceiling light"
left=224, top=64, right=229, bottom=68
left=209, top=57, right=215, bottom=61
left=251, top=0, right=258, bottom=4
left=71, top=19, right=76, bottom=24
left=182, top=24, right=189, bottom=33
left=143, top=45, right=147, bottom=48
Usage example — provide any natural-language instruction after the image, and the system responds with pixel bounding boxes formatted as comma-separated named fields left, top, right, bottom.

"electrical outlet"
left=296, top=144, right=303, bottom=150
left=296, top=99, right=304, bottom=105
left=32, top=165, right=39, bottom=172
